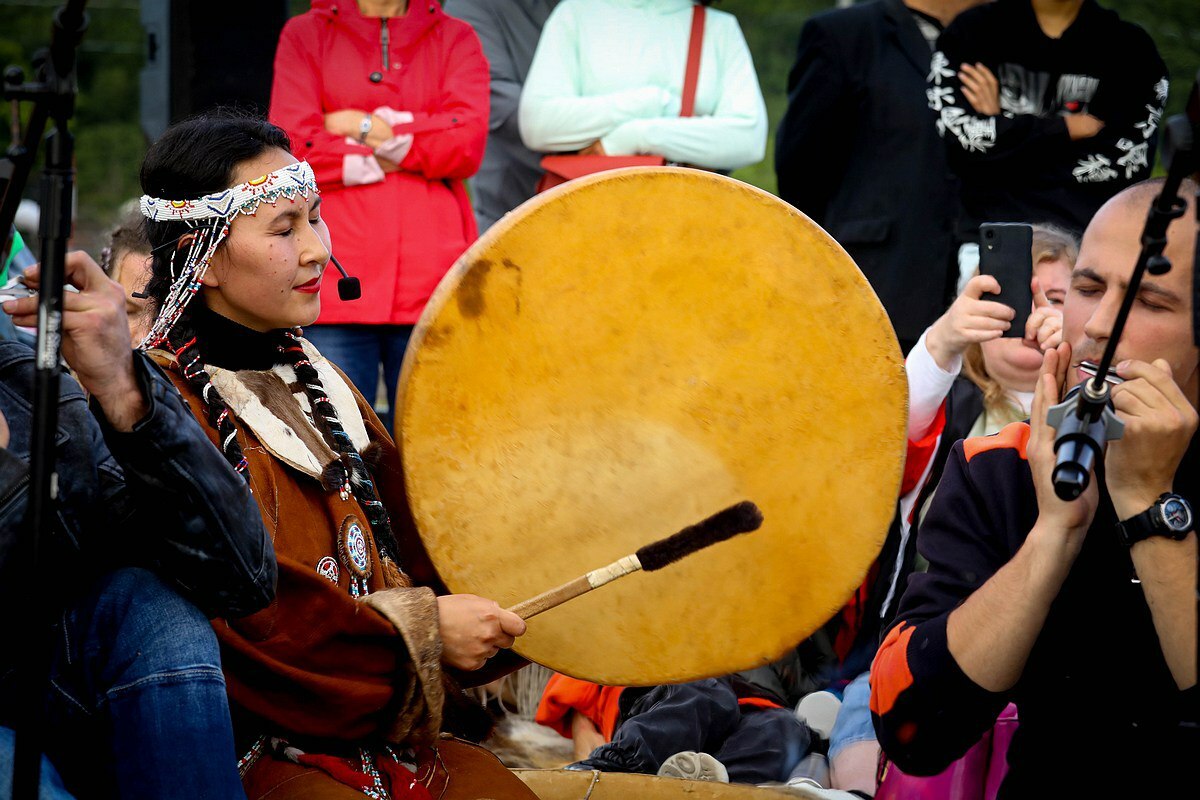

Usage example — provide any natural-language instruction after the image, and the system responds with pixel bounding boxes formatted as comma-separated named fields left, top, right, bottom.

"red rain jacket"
left=270, top=0, right=488, bottom=325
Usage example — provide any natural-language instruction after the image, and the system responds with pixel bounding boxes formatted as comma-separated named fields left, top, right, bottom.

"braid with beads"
left=167, top=315, right=251, bottom=482
left=278, top=328, right=403, bottom=565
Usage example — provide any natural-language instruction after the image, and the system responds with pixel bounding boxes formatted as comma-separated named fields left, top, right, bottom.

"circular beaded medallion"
left=338, top=515, right=373, bottom=580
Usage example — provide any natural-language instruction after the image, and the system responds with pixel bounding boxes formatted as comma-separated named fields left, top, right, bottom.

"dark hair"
left=140, top=113, right=403, bottom=568
left=140, top=113, right=292, bottom=288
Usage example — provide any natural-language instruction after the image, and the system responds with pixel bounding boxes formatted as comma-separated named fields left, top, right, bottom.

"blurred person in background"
left=907, top=223, right=1076, bottom=451
left=776, top=0, right=983, bottom=355
left=270, top=0, right=488, bottom=429
left=518, top=0, right=767, bottom=174
left=0, top=227, right=36, bottom=344
left=445, top=0, right=559, bottom=232
left=930, top=0, right=1167, bottom=288
left=100, top=208, right=153, bottom=343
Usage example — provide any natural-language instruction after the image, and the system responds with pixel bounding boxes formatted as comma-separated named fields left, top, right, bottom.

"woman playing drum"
left=136, top=113, right=533, bottom=800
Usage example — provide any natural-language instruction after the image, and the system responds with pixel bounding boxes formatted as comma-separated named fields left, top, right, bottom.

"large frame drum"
left=398, top=168, right=906, bottom=686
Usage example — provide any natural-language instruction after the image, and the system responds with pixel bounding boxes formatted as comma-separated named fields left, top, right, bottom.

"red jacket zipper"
left=379, top=18, right=390, bottom=72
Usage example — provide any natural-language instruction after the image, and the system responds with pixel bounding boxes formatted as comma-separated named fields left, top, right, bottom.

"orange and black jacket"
left=870, top=422, right=1197, bottom=796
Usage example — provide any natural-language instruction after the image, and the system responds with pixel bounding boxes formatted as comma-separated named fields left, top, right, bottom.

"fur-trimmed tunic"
left=154, top=339, right=451, bottom=747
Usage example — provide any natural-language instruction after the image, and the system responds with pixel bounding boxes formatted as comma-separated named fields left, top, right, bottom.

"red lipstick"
left=295, top=276, right=321, bottom=294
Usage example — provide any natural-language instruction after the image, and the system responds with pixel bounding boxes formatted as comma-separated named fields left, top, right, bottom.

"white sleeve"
left=906, top=330, right=961, bottom=440
left=599, top=21, right=767, bottom=170
left=518, top=8, right=672, bottom=152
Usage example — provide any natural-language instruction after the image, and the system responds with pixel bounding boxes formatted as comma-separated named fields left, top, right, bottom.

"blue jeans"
left=0, top=568, right=245, bottom=799
left=0, top=727, right=75, bottom=798
left=301, top=324, right=413, bottom=432
left=828, top=671, right=875, bottom=762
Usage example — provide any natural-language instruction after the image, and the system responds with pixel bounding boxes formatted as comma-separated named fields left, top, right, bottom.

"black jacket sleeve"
left=870, top=437, right=1016, bottom=775
left=91, top=353, right=276, bottom=618
left=775, top=16, right=856, bottom=221
left=1059, top=29, right=1166, bottom=187
left=927, top=22, right=1071, bottom=181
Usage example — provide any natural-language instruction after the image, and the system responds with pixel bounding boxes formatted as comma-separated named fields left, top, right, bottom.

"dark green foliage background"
left=0, top=0, right=1196, bottom=251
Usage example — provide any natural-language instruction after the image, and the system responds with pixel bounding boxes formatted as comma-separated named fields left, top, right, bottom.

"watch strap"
left=1116, top=493, right=1192, bottom=546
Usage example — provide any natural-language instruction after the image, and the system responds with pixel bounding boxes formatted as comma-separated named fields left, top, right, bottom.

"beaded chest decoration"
left=339, top=515, right=373, bottom=597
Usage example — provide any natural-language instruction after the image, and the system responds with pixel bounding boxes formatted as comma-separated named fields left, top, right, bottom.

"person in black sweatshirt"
left=930, top=0, right=1167, bottom=251
left=870, top=178, right=1197, bottom=795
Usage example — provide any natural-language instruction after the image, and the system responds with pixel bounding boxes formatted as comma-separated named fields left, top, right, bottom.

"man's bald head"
left=1094, top=176, right=1198, bottom=285
left=1106, top=175, right=1199, bottom=217
left=1063, top=178, right=1199, bottom=403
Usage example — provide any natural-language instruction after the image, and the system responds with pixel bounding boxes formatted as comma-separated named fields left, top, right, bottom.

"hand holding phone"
left=925, top=273, right=1016, bottom=370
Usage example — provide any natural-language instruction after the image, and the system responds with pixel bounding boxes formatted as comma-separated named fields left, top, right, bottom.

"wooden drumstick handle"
left=506, top=502, right=762, bottom=620
left=509, top=555, right=643, bottom=619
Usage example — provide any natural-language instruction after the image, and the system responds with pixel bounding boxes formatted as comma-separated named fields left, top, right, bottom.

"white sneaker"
left=795, top=691, right=842, bottom=740
left=657, top=751, right=730, bottom=783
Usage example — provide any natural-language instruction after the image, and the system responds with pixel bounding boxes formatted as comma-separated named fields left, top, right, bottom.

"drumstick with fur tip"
left=507, top=501, right=763, bottom=620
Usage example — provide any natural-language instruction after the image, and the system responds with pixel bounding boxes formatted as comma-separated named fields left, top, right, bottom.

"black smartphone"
left=979, top=223, right=1033, bottom=338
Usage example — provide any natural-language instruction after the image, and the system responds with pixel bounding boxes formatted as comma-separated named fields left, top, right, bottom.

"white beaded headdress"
left=136, top=160, right=319, bottom=349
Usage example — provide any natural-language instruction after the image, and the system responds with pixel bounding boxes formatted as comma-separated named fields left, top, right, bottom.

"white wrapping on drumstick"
left=585, top=555, right=643, bottom=589
left=507, top=502, right=763, bottom=620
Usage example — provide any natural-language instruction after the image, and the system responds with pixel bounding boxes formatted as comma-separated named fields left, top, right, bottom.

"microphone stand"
left=0, top=2, right=88, bottom=797
left=1047, top=86, right=1197, bottom=502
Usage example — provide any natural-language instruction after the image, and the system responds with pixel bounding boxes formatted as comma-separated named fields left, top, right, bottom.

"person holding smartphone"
left=908, top=223, right=1075, bottom=447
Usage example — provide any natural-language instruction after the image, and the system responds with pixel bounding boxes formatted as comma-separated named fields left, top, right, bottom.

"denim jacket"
left=0, top=340, right=275, bottom=619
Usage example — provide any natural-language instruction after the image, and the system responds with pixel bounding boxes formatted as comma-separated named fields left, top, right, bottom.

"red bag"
left=535, top=5, right=707, bottom=193
left=536, top=155, right=665, bottom=193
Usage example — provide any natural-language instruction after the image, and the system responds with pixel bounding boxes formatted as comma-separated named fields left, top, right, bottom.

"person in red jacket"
left=270, top=0, right=488, bottom=428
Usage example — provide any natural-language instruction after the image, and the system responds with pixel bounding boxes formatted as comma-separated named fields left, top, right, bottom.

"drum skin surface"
left=513, top=769, right=798, bottom=799
left=398, top=167, right=906, bottom=686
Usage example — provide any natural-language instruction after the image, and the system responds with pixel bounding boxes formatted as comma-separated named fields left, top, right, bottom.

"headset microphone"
left=329, top=255, right=362, bottom=301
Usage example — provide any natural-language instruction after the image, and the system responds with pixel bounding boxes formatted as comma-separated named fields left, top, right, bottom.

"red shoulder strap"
left=679, top=4, right=706, bottom=118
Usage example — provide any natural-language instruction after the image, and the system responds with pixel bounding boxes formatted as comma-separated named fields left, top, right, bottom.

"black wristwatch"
left=1115, top=493, right=1193, bottom=546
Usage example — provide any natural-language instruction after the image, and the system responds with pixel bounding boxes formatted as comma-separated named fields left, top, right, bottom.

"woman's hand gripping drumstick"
left=508, top=501, right=764, bottom=620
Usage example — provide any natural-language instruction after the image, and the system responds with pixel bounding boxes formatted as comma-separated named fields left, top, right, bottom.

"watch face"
left=1160, top=497, right=1193, bottom=532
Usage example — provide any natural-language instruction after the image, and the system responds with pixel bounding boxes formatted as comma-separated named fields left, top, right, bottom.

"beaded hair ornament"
left=136, top=160, right=319, bottom=350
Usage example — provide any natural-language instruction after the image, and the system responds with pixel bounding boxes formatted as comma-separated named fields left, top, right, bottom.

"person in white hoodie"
left=518, top=0, right=767, bottom=172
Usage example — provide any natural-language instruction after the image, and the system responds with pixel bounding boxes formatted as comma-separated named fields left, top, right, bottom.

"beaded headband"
left=138, top=160, right=318, bottom=222
left=136, top=161, right=319, bottom=350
